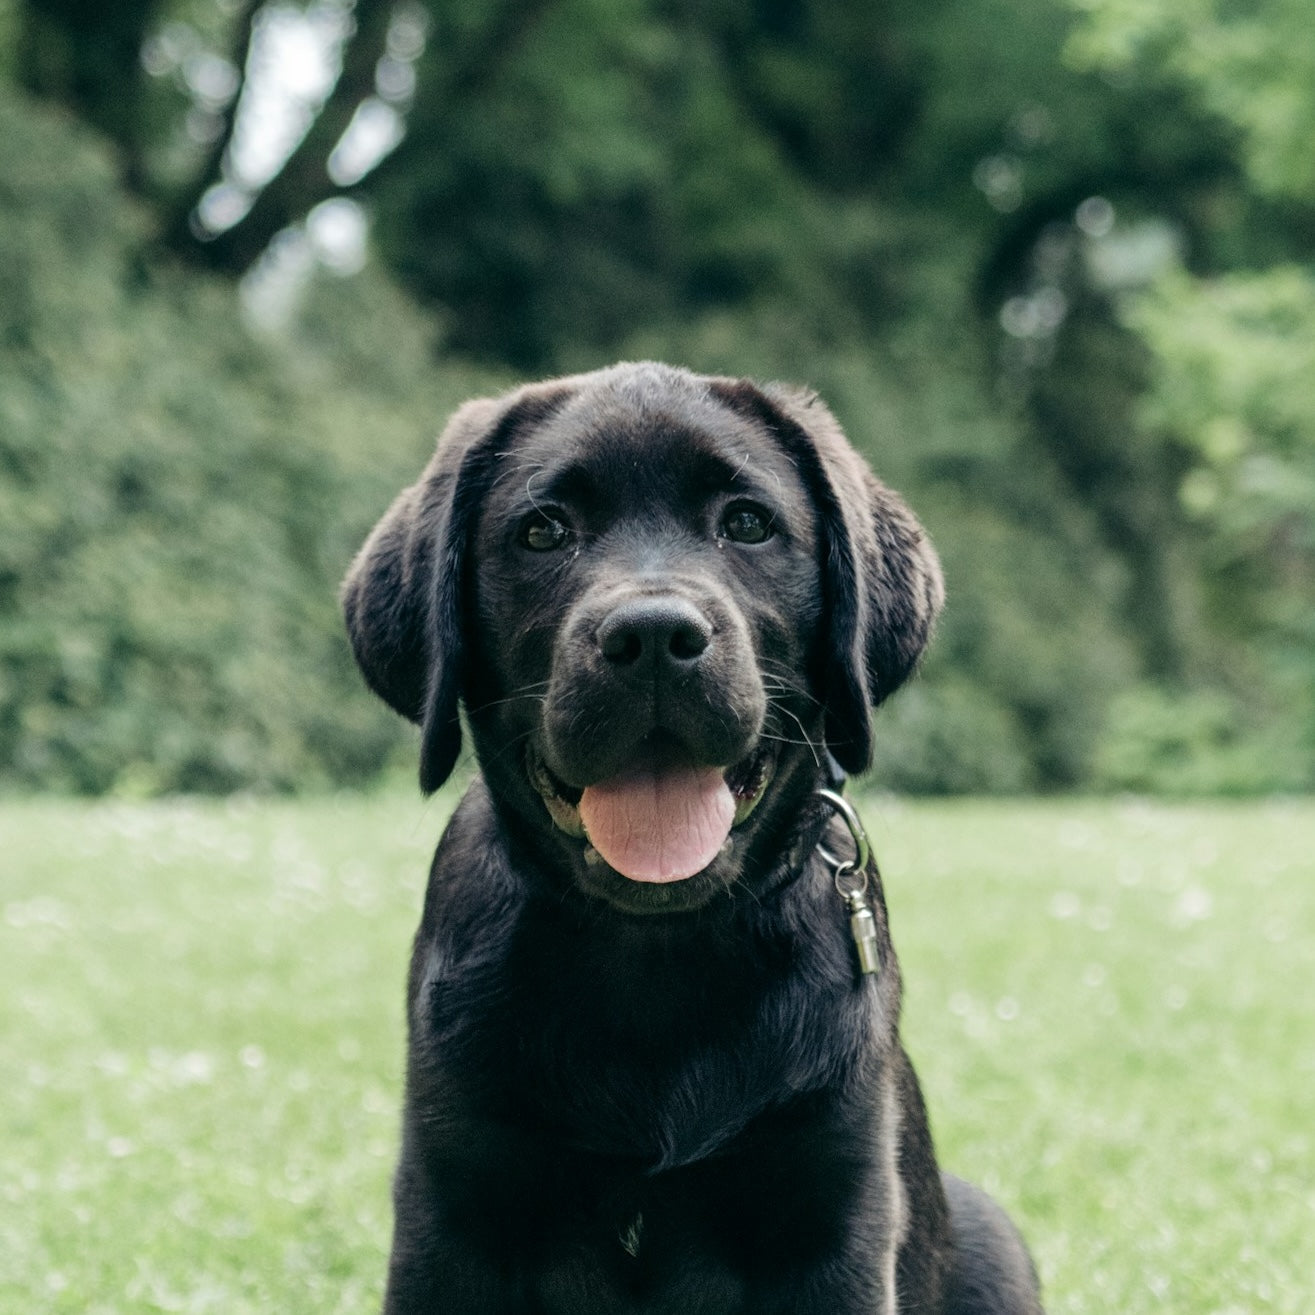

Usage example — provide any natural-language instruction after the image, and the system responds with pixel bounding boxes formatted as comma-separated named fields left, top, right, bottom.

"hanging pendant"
left=815, top=787, right=881, bottom=978
left=846, top=887, right=881, bottom=976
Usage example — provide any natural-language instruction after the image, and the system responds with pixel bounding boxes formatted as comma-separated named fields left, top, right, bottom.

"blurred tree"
left=3, top=0, right=1310, bottom=791
left=15, top=0, right=166, bottom=184
left=167, top=0, right=395, bottom=269
left=1063, top=0, right=1315, bottom=789
left=0, top=84, right=500, bottom=792
left=1068, top=0, right=1315, bottom=207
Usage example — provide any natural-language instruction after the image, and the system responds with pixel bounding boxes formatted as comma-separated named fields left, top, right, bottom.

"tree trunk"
left=158, top=0, right=266, bottom=252
left=170, top=0, right=394, bottom=275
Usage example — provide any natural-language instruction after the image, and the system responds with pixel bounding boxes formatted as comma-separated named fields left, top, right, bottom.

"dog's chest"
left=423, top=910, right=868, bottom=1168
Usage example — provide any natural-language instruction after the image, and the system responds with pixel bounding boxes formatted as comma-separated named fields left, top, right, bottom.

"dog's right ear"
left=707, top=378, right=944, bottom=776
left=341, top=388, right=567, bottom=793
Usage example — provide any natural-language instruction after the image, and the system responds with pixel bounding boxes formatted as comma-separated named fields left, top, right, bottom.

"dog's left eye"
left=520, top=509, right=573, bottom=552
left=720, top=501, right=774, bottom=545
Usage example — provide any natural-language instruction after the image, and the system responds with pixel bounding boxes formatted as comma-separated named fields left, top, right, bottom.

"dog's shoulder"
left=407, top=779, right=524, bottom=1022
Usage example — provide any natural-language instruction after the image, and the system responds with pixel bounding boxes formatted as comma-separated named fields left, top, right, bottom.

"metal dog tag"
left=815, top=788, right=880, bottom=978
left=846, top=889, right=881, bottom=976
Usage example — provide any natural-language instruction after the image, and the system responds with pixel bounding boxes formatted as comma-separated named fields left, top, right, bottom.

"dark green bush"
left=4, top=15, right=1309, bottom=797
left=0, top=88, right=493, bottom=793
left=0, top=87, right=1153, bottom=796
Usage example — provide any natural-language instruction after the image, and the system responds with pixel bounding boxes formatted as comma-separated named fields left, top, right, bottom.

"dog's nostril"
left=602, top=629, right=644, bottom=665
left=597, top=598, right=712, bottom=668
left=668, top=623, right=709, bottom=661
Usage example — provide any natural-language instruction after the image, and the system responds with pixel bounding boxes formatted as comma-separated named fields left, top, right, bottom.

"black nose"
left=597, top=597, right=712, bottom=668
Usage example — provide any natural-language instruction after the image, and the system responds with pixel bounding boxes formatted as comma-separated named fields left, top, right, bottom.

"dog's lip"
left=527, top=744, right=776, bottom=845
left=527, top=752, right=588, bottom=839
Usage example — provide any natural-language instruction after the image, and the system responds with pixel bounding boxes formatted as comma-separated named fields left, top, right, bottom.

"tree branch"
left=173, top=0, right=394, bottom=274
left=340, top=0, right=556, bottom=203
left=159, top=0, right=266, bottom=252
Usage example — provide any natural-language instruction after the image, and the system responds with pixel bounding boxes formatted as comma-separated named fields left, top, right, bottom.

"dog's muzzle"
left=528, top=744, right=776, bottom=883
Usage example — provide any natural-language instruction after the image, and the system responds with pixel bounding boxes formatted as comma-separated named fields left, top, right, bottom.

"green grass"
left=2, top=792, right=1312, bottom=1312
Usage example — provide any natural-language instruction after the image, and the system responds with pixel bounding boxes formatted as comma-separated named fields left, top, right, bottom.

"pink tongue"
left=578, top=764, right=735, bottom=883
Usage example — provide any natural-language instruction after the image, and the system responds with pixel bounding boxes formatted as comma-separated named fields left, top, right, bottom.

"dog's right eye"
left=720, top=501, right=775, bottom=545
left=520, top=510, right=572, bottom=552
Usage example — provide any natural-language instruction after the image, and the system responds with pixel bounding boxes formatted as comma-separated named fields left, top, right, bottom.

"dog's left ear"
left=341, top=386, right=570, bottom=792
left=709, top=379, right=944, bottom=775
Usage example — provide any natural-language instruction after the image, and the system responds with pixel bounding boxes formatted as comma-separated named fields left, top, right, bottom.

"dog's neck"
left=754, top=786, right=845, bottom=900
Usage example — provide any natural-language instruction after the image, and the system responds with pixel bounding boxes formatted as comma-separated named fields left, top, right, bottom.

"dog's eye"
left=520, top=509, right=572, bottom=552
left=720, top=501, right=774, bottom=545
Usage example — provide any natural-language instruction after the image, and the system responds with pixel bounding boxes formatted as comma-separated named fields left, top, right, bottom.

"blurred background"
left=1, top=0, right=1312, bottom=799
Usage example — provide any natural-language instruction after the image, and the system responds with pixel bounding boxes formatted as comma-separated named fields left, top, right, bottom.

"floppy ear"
left=708, top=379, right=944, bottom=775
left=341, top=387, right=568, bottom=792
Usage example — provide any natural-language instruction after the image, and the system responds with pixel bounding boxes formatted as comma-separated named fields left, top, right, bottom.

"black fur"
left=343, top=362, right=1042, bottom=1313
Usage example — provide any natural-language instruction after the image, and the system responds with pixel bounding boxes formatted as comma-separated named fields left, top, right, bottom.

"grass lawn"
left=2, top=790, right=1312, bottom=1312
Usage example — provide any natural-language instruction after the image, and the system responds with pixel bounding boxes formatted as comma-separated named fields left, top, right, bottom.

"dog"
left=343, top=362, right=1043, bottom=1313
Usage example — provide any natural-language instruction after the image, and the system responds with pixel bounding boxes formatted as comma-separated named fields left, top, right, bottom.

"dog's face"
left=343, top=363, right=942, bottom=913
left=462, top=375, right=825, bottom=913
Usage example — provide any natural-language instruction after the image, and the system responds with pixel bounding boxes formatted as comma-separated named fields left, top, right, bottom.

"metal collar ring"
left=814, top=787, right=871, bottom=890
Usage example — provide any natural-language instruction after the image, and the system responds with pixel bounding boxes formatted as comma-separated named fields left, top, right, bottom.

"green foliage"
left=868, top=678, right=1036, bottom=795
left=372, top=0, right=888, bottom=369
left=1095, top=686, right=1310, bottom=795
left=1104, top=271, right=1315, bottom=788
left=1067, top=0, right=1315, bottom=203
left=0, top=65, right=1152, bottom=798
left=3, top=0, right=1313, bottom=794
left=1063, top=0, right=1315, bottom=789
left=0, top=86, right=492, bottom=793
left=1129, top=268, right=1315, bottom=573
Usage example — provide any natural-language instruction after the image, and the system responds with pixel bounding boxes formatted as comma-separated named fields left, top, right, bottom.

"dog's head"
left=343, top=363, right=941, bottom=912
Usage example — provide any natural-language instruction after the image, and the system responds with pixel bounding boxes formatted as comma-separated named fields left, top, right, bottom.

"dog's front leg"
left=381, top=1160, right=525, bottom=1315
left=729, top=1199, right=905, bottom=1315
left=383, top=1232, right=517, bottom=1315
left=681, top=1091, right=926, bottom=1315
left=741, top=1245, right=898, bottom=1315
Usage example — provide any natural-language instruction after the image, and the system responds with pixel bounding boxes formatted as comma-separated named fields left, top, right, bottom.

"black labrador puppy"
left=343, top=362, right=1042, bottom=1314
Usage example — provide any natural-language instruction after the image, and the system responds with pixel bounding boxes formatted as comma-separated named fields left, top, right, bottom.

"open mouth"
left=528, top=743, right=776, bottom=884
